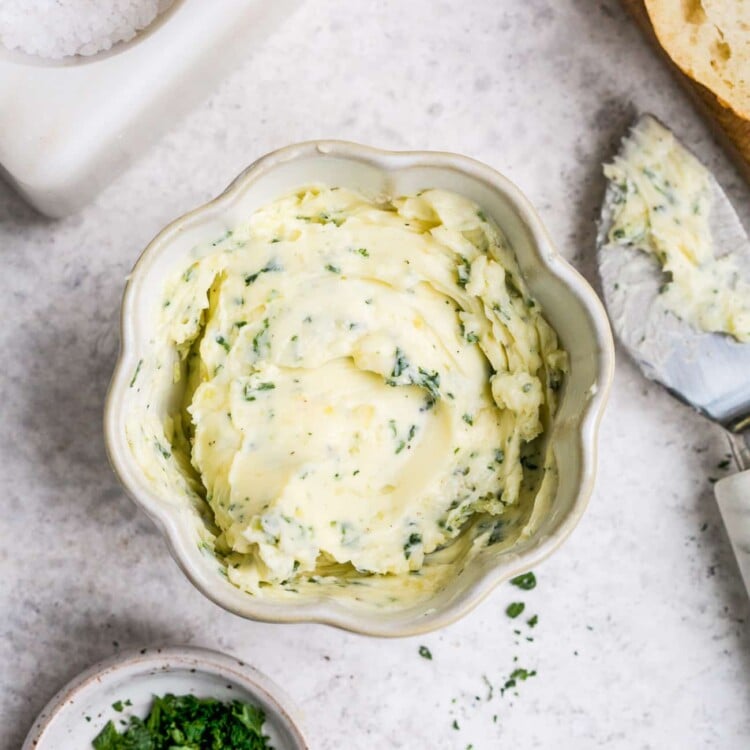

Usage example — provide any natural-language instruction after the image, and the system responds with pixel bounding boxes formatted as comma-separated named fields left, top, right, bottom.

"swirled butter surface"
left=604, top=115, right=750, bottom=342
left=127, top=185, right=566, bottom=606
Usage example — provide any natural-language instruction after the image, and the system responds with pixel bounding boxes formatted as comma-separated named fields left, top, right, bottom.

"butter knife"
left=597, top=114, right=750, bottom=594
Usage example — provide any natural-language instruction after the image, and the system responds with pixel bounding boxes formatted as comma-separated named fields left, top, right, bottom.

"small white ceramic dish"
left=0, top=0, right=301, bottom=217
left=21, top=646, right=309, bottom=750
left=104, top=141, right=615, bottom=636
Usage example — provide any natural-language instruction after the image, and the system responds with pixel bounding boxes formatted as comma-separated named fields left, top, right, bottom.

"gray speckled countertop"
left=2, top=1, right=750, bottom=748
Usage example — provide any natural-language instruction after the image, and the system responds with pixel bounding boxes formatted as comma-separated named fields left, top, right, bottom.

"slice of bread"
left=645, top=0, right=750, bottom=119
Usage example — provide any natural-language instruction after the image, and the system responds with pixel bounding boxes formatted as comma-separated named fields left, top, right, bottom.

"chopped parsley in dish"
left=92, top=694, right=269, bottom=749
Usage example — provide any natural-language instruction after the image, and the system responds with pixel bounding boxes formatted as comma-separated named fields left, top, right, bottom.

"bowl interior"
left=108, top=144, right=611, bottom=634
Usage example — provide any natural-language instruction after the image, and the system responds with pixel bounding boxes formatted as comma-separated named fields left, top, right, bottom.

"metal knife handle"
left=728, top=430, right=750, bottom=472
left=715, top=471, right=750, bottom=597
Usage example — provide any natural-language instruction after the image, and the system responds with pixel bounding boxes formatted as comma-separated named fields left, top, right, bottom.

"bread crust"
left=645, top=0, right=750, bottom=120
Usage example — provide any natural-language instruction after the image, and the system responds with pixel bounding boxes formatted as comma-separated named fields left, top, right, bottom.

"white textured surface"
left=1, top=1, right=749, bottom=748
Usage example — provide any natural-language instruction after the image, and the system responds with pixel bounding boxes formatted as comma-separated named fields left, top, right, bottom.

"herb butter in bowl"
left=105, top=143, right=614, bottom=635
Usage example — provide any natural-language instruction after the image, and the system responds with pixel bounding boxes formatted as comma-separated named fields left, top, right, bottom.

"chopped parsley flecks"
left=527, top=614, right=539, bottom=628
left=404, top=532, right=422, bottom=560
left=506, top=602, right=525, bottom=618
left=415, top=367, right=440, bottom=409
left=356, top=247, right=370, bottom=257
left=457, top=256, right=471, bottom=288
left=510, top=572, right=536, bottom=590
left=459, top=321, right=480, bottom=344
left=244, top=261, right=281, bottom=286
left=325, top=263, right=341, bottom=274
left=462, top=413, right=474, bottom=426
left=252, top=318, right=270, bottom=356
left=392, top=348, right=410, bottom=378
left=387, top=350, right=441, bottom=410
left=92, top=694, right=270, bottom=750
left=394, top=423, right=417, bottom=454
left=418, top=645, right=433, bottom=660
left=155, top=441, right=171, bottom=460
left=129, top=359, right=143, bottom=388
left=487, top=520, right=504, bottom=546
left=244, top=382, right=276, bottom=402
left=215, top=335, right=230, bottom=352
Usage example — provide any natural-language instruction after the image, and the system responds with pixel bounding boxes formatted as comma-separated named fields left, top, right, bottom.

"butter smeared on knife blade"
left=597, top=114, right=750, bottom=430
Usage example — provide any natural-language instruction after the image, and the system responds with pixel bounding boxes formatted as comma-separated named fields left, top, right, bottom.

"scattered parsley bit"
left=506, top=602, right=525, bottom=618
left=452, top=719, right=460, bottom=730
left=418, top=645, right=433, bottom=660
left=501, top=667, right=537, bottom=695
left=718, top=459, right=731, bottom=470
left=527, top=614, right=538, bottom=628
left=325, top=263, right=341, bottom=274
left=92, top=694, right=270, bottom=750
left=111, top=701, right=124, bottom=712
left=462, top=413, right=474, bottom=426
left=356, top=247, right=369, bottom=257
left=510, top=572, right=536, bottom=590
left=215, top=335, right=230, bottom=352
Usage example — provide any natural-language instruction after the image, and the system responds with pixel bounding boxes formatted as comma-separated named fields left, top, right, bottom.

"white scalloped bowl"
left=104, top=142, right=615, bottom=636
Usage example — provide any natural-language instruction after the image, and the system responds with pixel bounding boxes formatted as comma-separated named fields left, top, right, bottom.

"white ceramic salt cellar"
left=0, top=0, right=300, bottom=217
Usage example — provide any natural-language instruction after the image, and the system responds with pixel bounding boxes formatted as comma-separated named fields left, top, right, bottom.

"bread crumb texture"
left=645, top=0, right=750, bottom=118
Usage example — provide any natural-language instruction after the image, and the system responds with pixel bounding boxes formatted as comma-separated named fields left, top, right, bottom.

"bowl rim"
left=21, top=644, right=309, bottom=750
left=104, top=140, right=615, bottom=636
